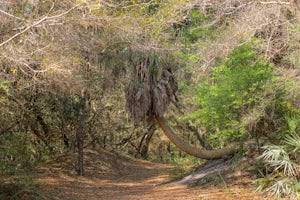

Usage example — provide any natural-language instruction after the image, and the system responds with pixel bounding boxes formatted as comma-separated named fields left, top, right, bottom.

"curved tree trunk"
left=155, top=115, right=239, bottom=160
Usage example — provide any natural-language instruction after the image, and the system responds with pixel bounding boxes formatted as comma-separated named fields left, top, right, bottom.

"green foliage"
left=255, top=116, right=300, bottom=198
left=49, top=94, right=81, bottom=123
left=285, top=134, right=300, bottom=154
left=0, top=132, right=48, bottom=175
left=259, top=145, right=297, bottom=176
left=0, top=80, right=9, bottom=100
left=170, top=164, right=194, bottom=180
left=176, top=9, right=215, bottom=43
left=0, top=175, right=44, bottom=200
left=169, top=155, right=203, bottom=179
left=0, top=132, right=48, bottom=199
left=286, top=116, right=298, bottom=134
left=186, top=43, right=274, bottom=145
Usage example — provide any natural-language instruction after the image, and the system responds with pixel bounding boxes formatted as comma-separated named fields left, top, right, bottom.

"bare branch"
left=0, top=3, right=82, bottom=48
left=0, top=16, right=48, bottom=47
left=260, top=1, right=290, bottom=5
left=47, top=3, right=81, bottom=20
left=0, top=9, right=24, bottom=21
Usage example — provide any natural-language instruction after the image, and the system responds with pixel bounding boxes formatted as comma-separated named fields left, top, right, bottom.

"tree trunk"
left=76, top=89, right=88, bottom=176
left=155, top=115, right=239, bottom=160
left=136, top=124, right=156, bottom=158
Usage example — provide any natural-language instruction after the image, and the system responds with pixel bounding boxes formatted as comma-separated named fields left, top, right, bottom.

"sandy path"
left=37, top=149, right=272, bottom=200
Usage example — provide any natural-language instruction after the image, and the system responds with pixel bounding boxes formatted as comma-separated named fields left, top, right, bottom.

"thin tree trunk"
left=76, top=89, right=88, bottom=176
left=136, top=124, right=156, bottom=158
left=140, top=125, right=155, bottom=158
left=155, top=115, right=239, bottom=160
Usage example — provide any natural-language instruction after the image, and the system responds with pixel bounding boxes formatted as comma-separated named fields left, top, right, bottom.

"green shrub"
left=0, top=175, right=43, bottom=200
left=0, top=132, right=47, bottom=175
left=186, top=43, right=274, bottom=145
left=175, top=8, right=216, bottom=43
left=0, top=132, right=48, bottom=199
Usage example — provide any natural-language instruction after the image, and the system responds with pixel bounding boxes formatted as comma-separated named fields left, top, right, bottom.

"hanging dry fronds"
left=125, top=59, right=178, bottom=123
left=152, top=69, right=178, bottom=116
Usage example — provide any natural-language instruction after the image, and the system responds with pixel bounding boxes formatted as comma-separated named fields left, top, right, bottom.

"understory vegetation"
left=0, top=0, right=300, bottom=199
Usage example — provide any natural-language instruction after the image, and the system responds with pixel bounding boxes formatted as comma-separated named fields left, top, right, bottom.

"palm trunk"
left=155, top=115, right=239, bottom=160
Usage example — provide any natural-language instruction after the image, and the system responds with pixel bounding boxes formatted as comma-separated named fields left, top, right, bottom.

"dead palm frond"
left=125, top=56, right=178, bottom=123
left=266, top=177, right=298, bottom=198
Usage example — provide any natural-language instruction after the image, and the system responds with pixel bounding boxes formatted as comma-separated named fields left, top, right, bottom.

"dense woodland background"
left=0, top=0, right=300, bottom=199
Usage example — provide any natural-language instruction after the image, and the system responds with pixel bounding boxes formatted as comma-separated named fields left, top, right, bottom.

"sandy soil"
left=37, top=149, right=273, bottom=200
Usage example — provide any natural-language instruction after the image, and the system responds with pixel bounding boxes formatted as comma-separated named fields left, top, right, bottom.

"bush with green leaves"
left=186, top=43, right=274, bottom=146
left=0, top=131, right=49, bottom=199
left=0, top=132, right=48, bottom=175
left=0, top=175, right=43, bottom=200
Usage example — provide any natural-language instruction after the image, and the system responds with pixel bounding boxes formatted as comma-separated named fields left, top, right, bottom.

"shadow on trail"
left=37, top=149, right=172, bottom=200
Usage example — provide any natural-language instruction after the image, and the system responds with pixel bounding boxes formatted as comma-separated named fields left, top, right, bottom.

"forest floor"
left=36, top=149, right=274, bottom=200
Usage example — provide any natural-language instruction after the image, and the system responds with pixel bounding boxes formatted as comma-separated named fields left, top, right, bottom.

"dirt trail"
left=38, top=149, right=272, bottom=200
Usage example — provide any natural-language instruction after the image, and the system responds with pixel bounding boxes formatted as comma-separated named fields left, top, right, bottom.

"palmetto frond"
left=266, top=177, right=297, bottom=198
left=259, top=145, right=297, bottom=176
left=285, top=134, right=300, bottom=155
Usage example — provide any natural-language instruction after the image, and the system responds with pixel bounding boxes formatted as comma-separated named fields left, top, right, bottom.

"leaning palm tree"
left=125, top=56, right=239, bottom=160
